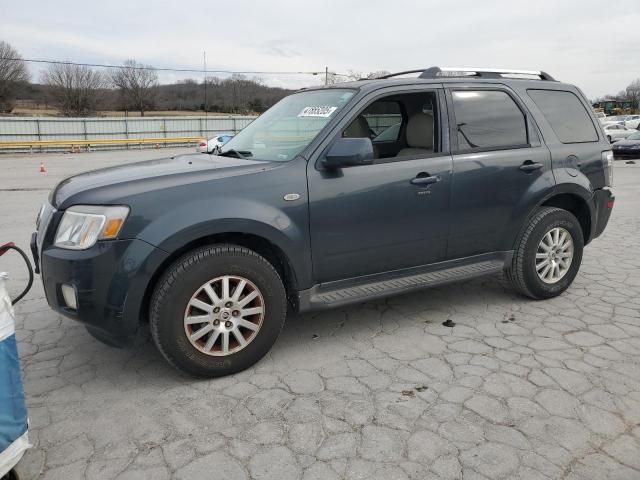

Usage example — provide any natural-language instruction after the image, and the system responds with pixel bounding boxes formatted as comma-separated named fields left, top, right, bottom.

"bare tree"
left=626, top=79, right=640, bottom=111
left=365, top=70, right=390, bottom=79
left=41, top=62, right=106, bottom=116
left=0, top=40, right=30, bottom=113
left=110, top=60, right=159, bottom=116
left=323, top=70, right=390, bottom=85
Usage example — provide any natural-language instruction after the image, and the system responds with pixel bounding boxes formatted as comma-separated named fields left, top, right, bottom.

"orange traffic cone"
left=39, top=161, right=46, bottom=174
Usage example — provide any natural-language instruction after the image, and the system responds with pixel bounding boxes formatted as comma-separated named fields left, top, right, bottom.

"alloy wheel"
left=183, top=275, right=265, bottom=356
left=535, top=227, right=574, bottom=284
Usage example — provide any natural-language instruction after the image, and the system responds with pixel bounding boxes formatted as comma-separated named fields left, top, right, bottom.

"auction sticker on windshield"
left=298, top=106, right=338, bottom=118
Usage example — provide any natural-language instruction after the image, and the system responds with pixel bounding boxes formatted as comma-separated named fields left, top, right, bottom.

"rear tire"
left=506, top=207, right=584, bottom=299
left=150, top=244, right=287, bottom=377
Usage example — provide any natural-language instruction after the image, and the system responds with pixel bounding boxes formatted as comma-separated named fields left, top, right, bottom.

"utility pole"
left=325, top=66, right=328, bottom=86
left=203, top=50, right=208, bottom=116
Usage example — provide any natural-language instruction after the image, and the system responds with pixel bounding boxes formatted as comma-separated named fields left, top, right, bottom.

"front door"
left=307, top=88, right=453, bottom=284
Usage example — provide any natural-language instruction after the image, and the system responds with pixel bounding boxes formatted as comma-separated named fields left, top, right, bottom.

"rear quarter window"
left=528, top=89, right=599, bottom=143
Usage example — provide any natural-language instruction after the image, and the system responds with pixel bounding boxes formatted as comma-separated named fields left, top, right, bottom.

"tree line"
left=0, top=40, right=292, bottom=116
left=593, top=80, right=640, bottom=112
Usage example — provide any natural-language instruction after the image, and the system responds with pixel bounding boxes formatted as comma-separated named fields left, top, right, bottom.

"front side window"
left=220, top=89, right=355, bottom=161
left=339, top=91, right=439, bottom=162
left=451, top=90, right=528, bottom=150
left=528, top=89, right=598, bottom=143
left=363, top=101, right=402, bottom=140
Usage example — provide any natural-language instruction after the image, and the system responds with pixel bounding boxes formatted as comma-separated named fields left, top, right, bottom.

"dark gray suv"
left=32, top=67, right=615, bottom=377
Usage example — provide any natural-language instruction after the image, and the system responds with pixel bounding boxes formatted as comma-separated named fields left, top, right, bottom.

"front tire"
left=150, top=245, right=287, bottom=377
left=506, top=207, right=584, bottom=299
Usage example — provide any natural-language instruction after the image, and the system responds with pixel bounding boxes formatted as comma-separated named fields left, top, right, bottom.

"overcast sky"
left=1, top=0, right=639, bottom=99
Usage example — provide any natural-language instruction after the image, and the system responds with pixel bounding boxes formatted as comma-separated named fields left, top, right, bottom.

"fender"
left=137, top=196, right=313, bottom=289
left=498, top=167, right=555, bottom=251
left=514, top=181, right=597, bottom=248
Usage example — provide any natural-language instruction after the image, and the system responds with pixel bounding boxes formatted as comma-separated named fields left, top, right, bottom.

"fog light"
left=61, top=284, right=77, bottom=310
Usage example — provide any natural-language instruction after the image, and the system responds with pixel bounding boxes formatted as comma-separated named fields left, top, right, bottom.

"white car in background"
left=604, top=116, right=626, bottom=126
left=603, top=123, right=635, bottom=143
left=196, top=134, right=234, bottom=153
left=623, top=114, right=640, bottom=130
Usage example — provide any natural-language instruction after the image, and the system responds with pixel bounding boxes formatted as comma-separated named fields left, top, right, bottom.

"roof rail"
left=380, top=67, right=556, bottom=81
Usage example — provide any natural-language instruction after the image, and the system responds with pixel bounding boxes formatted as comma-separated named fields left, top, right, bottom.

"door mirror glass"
left=322, top=137, right=374, bottom=169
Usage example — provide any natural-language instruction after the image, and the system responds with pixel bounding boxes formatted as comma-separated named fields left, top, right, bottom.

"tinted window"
left=452, top=90, right=527, bottom=150
left=528, top=89, right=598, bottom=143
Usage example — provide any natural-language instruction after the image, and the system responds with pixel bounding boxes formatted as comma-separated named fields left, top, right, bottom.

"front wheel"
left=150, top=245, right=287, bottom=377
left=506, top=207, right=584, bottom=299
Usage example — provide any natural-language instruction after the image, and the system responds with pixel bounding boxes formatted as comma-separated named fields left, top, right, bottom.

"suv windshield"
left=219, top=89, right=355, bottom=162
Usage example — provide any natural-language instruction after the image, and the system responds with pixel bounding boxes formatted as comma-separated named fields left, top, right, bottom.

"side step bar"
left=298, top=253, right=510, bottom=312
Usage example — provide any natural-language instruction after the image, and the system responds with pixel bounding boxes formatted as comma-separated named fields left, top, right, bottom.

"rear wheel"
left=150, top=244, right=287, bottom=377
left=506, top=207, right=584, bottom=299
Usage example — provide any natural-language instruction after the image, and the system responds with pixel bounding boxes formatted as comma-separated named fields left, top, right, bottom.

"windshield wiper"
left=218, top=149, right=252, bottom=159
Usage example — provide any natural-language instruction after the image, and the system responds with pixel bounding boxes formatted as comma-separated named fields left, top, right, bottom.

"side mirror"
left=322, top=137, right=374, bottom=169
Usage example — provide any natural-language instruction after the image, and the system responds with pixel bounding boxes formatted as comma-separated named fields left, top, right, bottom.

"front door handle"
left=411, top=173, right=440, bottom=185
left=519, top=161, right=543, bottom=173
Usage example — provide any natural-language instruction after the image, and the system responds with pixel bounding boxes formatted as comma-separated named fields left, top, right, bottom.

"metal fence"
left=0, top=114, right=401, bottom=153
left=0, top=116, right=257, bottom=152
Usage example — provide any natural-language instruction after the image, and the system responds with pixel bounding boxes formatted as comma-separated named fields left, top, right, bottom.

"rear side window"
left=451, top=90, right=527, bottom=150
left=528, top=89, right=598, bottom=143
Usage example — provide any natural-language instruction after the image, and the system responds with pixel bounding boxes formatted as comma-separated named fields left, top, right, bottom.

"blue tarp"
left=0, top=335, right=28, bottom=453
left=0, top=273, right=29, bottom=476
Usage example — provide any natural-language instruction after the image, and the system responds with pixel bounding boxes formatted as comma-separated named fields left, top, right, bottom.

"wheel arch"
left=139, top=232, right=299, bottom=324
left=539, top=189, right=593, bottom=244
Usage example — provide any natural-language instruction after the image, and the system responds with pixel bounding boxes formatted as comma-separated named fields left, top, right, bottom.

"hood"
left=51, top=153, right=270, bottom=208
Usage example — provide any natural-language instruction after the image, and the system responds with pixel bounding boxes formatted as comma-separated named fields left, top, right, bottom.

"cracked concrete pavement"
left=1, top=149, right=639, bottom=479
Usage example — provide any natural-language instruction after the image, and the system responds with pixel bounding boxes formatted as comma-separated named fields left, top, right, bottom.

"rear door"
left=445, top=86, right=553, bottom=259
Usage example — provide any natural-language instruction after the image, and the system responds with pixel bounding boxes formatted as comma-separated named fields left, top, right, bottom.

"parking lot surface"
left=1, top=149, right=640, bottom=480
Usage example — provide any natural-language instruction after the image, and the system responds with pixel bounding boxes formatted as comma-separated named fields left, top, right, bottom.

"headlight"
left=54, top=205, right=129, bottom=250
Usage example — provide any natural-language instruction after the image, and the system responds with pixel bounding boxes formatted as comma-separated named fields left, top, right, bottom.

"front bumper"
left=591, top=188, right=614, bottom=241
left=36, top=237, right=169, bottom=339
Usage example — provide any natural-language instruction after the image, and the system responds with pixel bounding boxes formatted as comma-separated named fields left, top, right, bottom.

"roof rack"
left=380, top=67, right=556, bottom=81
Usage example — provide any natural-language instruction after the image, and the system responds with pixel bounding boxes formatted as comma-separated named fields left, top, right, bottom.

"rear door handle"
left=411, top=174, right=440, bottom=185
left=519, top=161, right=543, bottom=172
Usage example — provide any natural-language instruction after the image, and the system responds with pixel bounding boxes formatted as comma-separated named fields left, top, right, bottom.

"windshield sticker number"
left=298, top=106, right=337, bottom=118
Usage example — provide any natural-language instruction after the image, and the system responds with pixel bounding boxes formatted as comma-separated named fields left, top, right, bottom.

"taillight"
left=602, top=150, right=613, bottom=187
left=199, top=142, right=206, bottom=147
